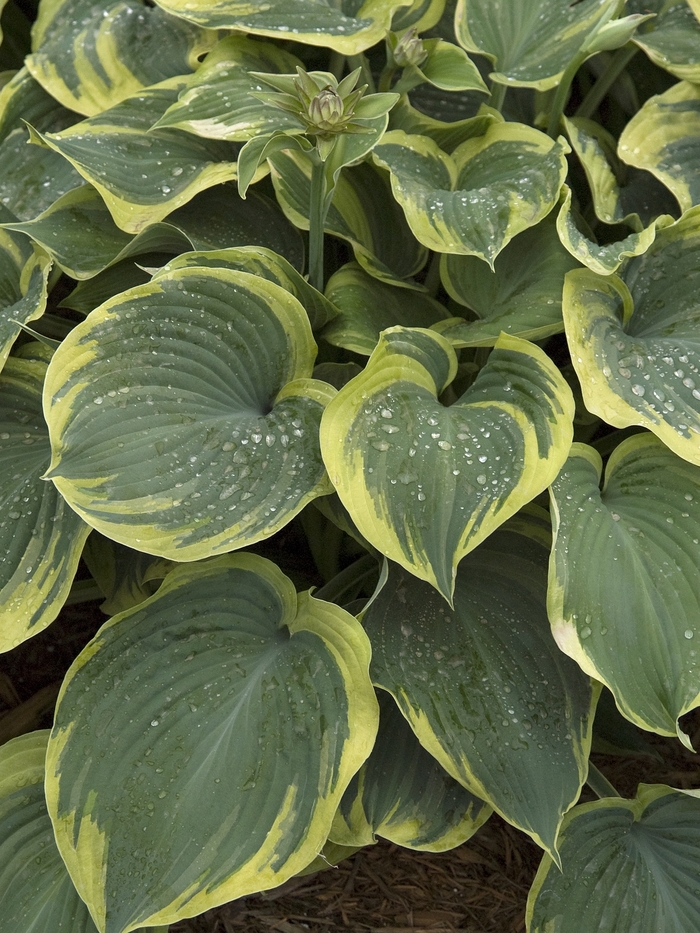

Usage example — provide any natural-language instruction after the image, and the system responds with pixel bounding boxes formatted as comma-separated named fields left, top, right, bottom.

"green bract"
left=1, top=0, right=700, bottom=930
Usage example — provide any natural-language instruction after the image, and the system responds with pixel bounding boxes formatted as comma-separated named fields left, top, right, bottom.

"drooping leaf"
left=527, top=784, right=700, bottom=933
left=389, top=94, right=500, bottom=153
left=618, top=80, right=700, bottom=214
left=323, top=261, right=449, bottom=355
left=150, top=0, right=411, bottom=54
left=330, top=689, right=492, bottom=851
left=631, top=0, right=700, bottom=84
left=454, top=0, right=618, bottom=91
left=320, top=327, right=574, bottom=601
left=27, top=0, right=217, bottom=117
left=563, top=210, right=700, bottom=466
left=44, top=267, right=336, bottom=561
left=0, top=353, right=90, bottom=653
left=372, top=125, right=569, bottom=268
left=548, top=435, right=700, bottom=744
left=362, top=520, right=597, bottom=858
left=0, top=229, right=51, bottom=370
left=28, top=79, right=244, bottom=233
left=45, top=553, right=378, bottom=933
left=82, top=533, right=172, bottom=616
left=59, top=260, right=153, bottom=314
left=592, top=687, right=662, bottom=761
left=437, top=211, right=578, bottom=346
left=269, top=151, right=427, bottom=287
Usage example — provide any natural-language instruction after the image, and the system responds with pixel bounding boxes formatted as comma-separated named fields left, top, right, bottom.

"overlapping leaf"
left=372, top=125, right=569, bottom=267
left=549, top=435, right=700, bottom=743
left=631, top=0, right=700, bottom=84
left=27, top=0, right=217, bottom=117
left=454, top=0, right=617, bottom=90
left=44, top=267, right=336, bottom=560
left=390, top=0, right=445, bottom=32
left=330, top=689, right=492, bottom=851
left=45, top=554, right=378, bottom=933
left=320, top=328, right=574, bottom=601
left=29, top=79, right=244, bottom=233
left=0, top=353, right=90, bottom=652
left=437, top=212, right=578, bottom=346
left=362, top=520, right=597, bottom=857
left=563, top=209, right=700, bottom=466
left=0, top=228, right=51, bottom=369
left=527, top=784, right=700, bottom=933
left=389, top=94, right=499, bottom=153
left=151, top=0, right=411, bottom=53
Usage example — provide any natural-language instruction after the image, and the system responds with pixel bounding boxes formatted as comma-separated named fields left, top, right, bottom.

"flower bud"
left=308, top=87, right=346, bottom=130
left=393, top=28, right=428, bottom=68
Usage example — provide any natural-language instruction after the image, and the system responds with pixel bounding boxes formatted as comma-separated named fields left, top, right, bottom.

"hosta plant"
left=2, top=0, right=700, bottom=931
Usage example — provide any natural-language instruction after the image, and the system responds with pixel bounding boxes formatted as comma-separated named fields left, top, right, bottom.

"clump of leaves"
left=1, top=2, right=700, bottom=932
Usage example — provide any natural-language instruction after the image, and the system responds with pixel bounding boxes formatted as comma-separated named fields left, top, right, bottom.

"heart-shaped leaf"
left=330, top=689, right=492, bottom=851
left=45, top=553, right=378, bottom=933
left=372, top=125, right=569, bottom=267
left=549, top=435, right=700, bottom=744
left=0, top=230, right=51, bottom=370
left=0, top=352, right=90, bottom=652
left=563, top=209, right=700, bottom=466
left=618, top=80, right=700, bottom=214
left=437, top=211, right=578, bottom=346
left=151, top=0, right=411, bottom=54
left=29, top=79, right=244, bottom=234
left=44, top=266, right=336, bottom=560
left=27, top=0, right=217, bottom=117
left=527, top=784, right=700, bottom=933
left=323, top=261, right=449, bottom=355
left=320, top=327, right=574, bottom=601
left=362, top=518, right=597, bottom=858
left=454, top=0, right=618, bottom=91
left=631, top=0, right=700, bottom=84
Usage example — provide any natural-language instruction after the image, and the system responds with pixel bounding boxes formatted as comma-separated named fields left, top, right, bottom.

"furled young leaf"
left=330, top=689, right=492, bottom=851
left=437, top=212, right=578, bottom=346
left=320, top=328, right=574, bottom=601
left=323, top=261, right=449, bottom=355
left=362, top=520, right=597, bottom=858
left=527, top=784, right=700, bottom=933
left=45, top=553, right=378, bottom=933
left=393, top=38, right=488, bottom=95
left=454, top=0, right=618, bottom=90
left=44, top=267, right=336, bottom=560
left=618, top=80, right=700, bottom=214
left=549, top=436, right=700, bottom=744
left=153, top=35, right=304, bottom=140
left=389, top=94, right=499, bottom=153
left=563, top=210, right=700, bottom=466
left=27, top=0, right=217, bottom=117
left=556, top=185, right=669, bottom=276
left=151, top=0, right=411, bottom=54
left=269, top=151, right=427, bottom=286
left=154, top=247, right=338, bottom=331
left=29, top=79, right=243, bottom=234
left=0, top=353, right=90, bottom=652
left=631, top=0, right=700, bottom=84
left=390, top=0, right=445, bottom=32
left=372, top=125, right=569, bottom=267
left=0, top=229, right=51, bottom=370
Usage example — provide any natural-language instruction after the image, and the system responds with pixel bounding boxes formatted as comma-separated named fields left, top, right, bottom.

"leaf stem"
left=575, top=44, right=639, bottom=120
left=548, top=51, right=587, bottom=137
left=488, top=81, right=506, bottom=112
left=309, top=155, right=328, bottom=291
left=586, top=761, right=621, bottom=798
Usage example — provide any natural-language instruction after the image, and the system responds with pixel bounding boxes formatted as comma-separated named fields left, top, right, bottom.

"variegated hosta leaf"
left=330, top=689, right=492, bottom=852
left=154, top=247, right=337, bottom=331
left=320, top=327, right=574, bottom=601
left=549, top=436, right=700, bottom=744
left=391, top=0, right=446, bottom=32
left=454, top=0, right=617, bottom=91
left=46, top=554, right=378, bottom=933
left=395, top=38, right=488, bottom=94
left=29, top=79, right=243, bottom=234
left=436, top=211, right=578, bottom=346
left=153, top=35, right=304, bottom=141
left=556, top=185, right=669, bottom=277
left=82, top=533, right=172, bottom=616
left=618, top=80, right=700, bottom=214
left=527, top=784, right=700, bottom=933
left=44, top=267, right=336, bottom=561
left=631, top=0, right=700, bottom=84
left=372, top=125, right=569, bottom=268
left=0, top=229, right=51, bottom=370
left=389, top=94, right=500, bottom=153
left=0, top=354, right=90, bottom=652
left=269, top=150, right=427, bottom=287
left=151, top=0, right=410, bottom=54
left=362, top=521, right=597, bottom=858
left=0, top=67, right=77, bottom=144
left=563, top=210, right=700, bottom=466
left=323, top=261, right=449, bottom=355
left=27, top=0, right=217, bottom=117
left=59, top=260, right=153, bottom=315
